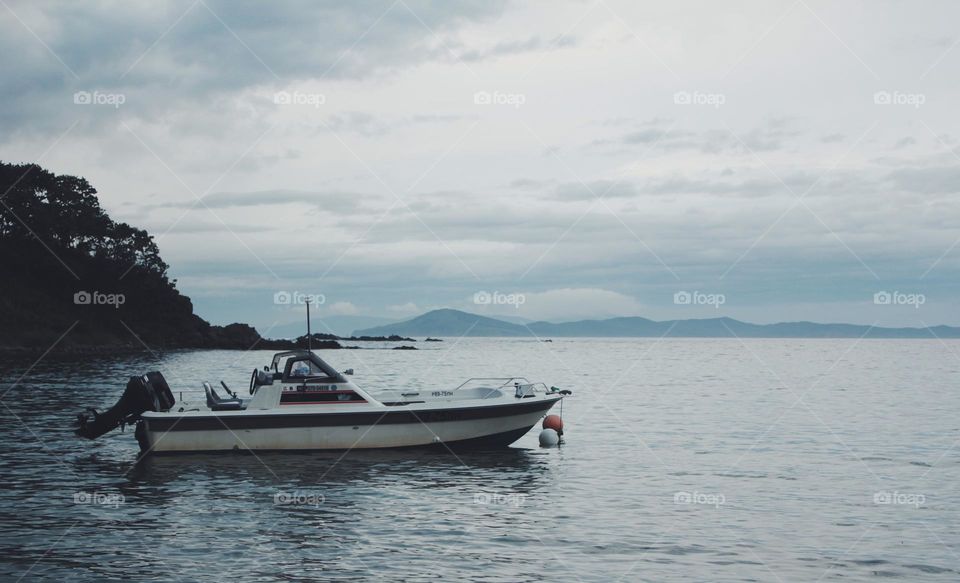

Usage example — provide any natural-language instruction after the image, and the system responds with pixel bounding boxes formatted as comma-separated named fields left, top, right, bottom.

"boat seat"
left=203, top=382, right=245, bottom=411
left=255, top=368, right=275, bottom=386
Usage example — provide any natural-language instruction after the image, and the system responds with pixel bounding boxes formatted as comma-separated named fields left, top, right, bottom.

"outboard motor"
left=75, top=372, right=175, bottom=439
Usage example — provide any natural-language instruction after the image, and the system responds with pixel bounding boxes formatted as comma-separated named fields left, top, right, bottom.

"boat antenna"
left=306, top=300, right=312, bottom=352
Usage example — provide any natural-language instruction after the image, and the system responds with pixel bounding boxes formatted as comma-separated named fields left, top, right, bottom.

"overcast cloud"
left=3, top=0, right=959, bottom=331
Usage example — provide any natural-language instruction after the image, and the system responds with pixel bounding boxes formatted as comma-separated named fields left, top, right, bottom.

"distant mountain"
left=354, top=309, right=960, bottom=339
left=357, top=309, right=529, bottom=337
left=483, top=314, right=536, bottom=325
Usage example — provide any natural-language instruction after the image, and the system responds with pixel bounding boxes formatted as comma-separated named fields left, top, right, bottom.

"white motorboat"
left=76, top=349, right=570, bottom=454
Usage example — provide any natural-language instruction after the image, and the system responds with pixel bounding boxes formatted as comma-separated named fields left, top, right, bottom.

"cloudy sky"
left=3, top=0, right=960, bottom=331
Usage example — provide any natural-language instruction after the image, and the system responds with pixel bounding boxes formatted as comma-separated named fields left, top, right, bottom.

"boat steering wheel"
left=249, top=368, right=259, bottom=395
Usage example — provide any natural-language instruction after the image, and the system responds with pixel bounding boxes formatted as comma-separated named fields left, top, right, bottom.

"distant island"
left=354, top=308, right=960, bottom=339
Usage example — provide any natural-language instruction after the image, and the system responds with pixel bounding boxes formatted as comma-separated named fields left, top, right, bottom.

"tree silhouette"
left=0, top=161, right=288, bottom=350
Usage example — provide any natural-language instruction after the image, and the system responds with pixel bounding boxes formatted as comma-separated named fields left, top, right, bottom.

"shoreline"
left=0, top=343, right=422, bottom=356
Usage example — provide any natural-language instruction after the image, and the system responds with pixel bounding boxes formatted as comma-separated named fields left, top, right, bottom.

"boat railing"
left=453, top=377, right=550, bottom=392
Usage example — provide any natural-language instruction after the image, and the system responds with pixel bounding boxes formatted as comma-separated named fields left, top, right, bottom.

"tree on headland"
left=1, top=163, right=167, bottom=275
left=0, top=161, right=288, bottom=350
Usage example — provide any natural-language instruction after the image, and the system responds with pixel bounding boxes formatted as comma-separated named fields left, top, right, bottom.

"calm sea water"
left=1, top=338, right=958, bottom=582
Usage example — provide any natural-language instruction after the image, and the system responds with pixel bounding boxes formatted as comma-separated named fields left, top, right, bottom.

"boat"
left=75, top=349, right=570, bottom=454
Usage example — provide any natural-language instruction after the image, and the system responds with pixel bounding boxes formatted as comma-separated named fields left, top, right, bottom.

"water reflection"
left=126, top=448, right=550, bottom=490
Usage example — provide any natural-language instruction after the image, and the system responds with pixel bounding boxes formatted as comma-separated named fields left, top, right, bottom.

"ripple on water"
left=1, top=341, right=959, bottom=582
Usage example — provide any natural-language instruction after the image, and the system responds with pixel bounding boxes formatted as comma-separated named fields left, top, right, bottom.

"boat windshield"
left=289, top=358, right=325, bottom=378
left=270, top=351, right=343, bottom=382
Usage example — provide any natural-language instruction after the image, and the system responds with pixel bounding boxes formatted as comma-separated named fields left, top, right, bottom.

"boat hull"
left=140, top=397, right=560, bottom=453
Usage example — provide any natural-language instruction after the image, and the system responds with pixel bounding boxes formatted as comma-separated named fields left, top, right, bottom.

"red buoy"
left=542, top=415, right=563, bottom=433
